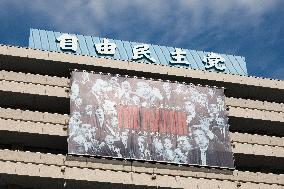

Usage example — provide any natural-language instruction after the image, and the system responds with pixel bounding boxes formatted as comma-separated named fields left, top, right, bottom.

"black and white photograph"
left=68, top=71, right=234, bottom=168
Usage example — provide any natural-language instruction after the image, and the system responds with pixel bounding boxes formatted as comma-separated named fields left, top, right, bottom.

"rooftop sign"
left=29, top=29, right=247, bottom=76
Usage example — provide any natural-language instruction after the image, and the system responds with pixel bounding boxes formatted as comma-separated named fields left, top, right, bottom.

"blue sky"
left=1, top=0, right=283, bottom=80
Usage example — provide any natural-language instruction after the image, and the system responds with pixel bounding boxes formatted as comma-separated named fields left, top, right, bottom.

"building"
left=0, top=29, right=283, bottom=189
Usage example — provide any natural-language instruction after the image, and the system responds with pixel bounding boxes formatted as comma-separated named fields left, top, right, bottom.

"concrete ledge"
left=228, top=106, right=284, bottom=123
left=226, top=97, right=284, bottom=113
left=232, top=142, right=284, bottom=157
left=1, top=116, right=283, bottom=147
left=0, top=70, right=69, bottom=87
left=0, top=149, right=283, bottom=187
left=0, top=70, right=283, bottom=113
left=0, top=107, right=284, bottom=142
left=0, top=107, right=68, bottom=125
left=0, top=80, right=283, bottom=126
left=230, top=132, right=284, bottom=147
left=0, top=80, right=68, bottom=98
left=0, top=118, right=66, bottom=136
left=0, top=45, right=284, bottom=103
left=0, top=116, right=283, bottom=159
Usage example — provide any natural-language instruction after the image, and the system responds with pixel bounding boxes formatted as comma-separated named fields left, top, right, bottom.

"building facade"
left=0, top=30, right=283, bottom=188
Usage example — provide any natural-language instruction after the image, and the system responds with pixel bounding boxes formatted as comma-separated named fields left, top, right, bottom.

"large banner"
left=68, top=71, right=234, bottom=168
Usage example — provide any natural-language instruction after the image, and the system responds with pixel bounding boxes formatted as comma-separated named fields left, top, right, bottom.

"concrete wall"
left=0, top=150, right=283, bottom=188
left=0, top=45, right=283, bottom=188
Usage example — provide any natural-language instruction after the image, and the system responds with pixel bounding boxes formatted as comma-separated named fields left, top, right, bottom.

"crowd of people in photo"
left=68, top=71, right=234, bottom=168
